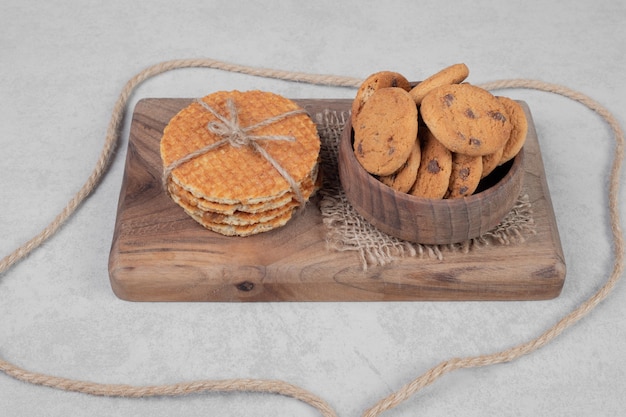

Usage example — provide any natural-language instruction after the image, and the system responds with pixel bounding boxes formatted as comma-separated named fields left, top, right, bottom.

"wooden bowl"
left=338, top=118, right=525, bottom=245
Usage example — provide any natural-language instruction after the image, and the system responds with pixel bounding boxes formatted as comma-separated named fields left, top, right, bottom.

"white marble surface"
left=1, top=1, right=625, bottom=416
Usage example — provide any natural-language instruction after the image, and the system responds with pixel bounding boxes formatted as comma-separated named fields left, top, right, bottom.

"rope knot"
left=228, top=129, right=251, bottom=147
left=205, top=98, right=252, bottom=148
left=206, top=119, right=250, bottom=148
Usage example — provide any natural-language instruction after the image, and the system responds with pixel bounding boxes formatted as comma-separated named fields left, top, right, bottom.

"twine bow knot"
left=162, top=97, right=309, bottom=206
left=206, top=118, right=250, bottom=148
left=203, top=98, right=300, bottom=148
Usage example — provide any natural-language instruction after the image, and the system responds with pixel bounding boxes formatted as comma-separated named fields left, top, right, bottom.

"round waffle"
left=172, top=192, right=300, bottom=226
left=160, top=90, right=321, bottom=236
left=168, top=180, right=294, bottom=215
left=167, top=169, right=320, bottom=224
left=168, top=163, right=318, bottom=215
left=187, top=209, right=296, bottom=237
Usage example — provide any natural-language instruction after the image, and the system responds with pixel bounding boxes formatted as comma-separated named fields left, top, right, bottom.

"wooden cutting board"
left=108, top=98, right=565, bottom=302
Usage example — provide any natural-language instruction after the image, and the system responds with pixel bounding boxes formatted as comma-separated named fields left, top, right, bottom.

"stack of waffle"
left=160, top=90, right=321, bottom=236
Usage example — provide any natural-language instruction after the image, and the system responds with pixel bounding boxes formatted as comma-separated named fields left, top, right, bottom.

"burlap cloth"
left=313, top=109, right=536, bottom=270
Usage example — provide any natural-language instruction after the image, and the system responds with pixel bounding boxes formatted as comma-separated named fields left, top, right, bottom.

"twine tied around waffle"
left=161, top=97, right=308, bottom=205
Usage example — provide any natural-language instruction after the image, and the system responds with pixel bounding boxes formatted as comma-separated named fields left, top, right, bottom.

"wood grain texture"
left=108, top=98, right=565, bottom=302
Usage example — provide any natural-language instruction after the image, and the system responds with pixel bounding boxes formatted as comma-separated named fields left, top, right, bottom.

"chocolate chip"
left=388, top=147, right=395, bottom=156
left=357, top=142, right=364, bottom=156
left=459, top=167, right=470, bottom=180
left=427, top=159, right=441, bottom=173
left=391, top=78, right=399, bottom=87
left=488, top=111, right=507, bottom=122
left=469, top=137, right=482, bottom=147
left=459, top=186, right=469, bottom=195
left=443, top=94, right=455, bottom=107
left=464, top=108, right=476, bottom=119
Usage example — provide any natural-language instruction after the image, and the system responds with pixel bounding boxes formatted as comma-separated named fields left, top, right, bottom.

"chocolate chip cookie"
left=351, top=71, right=411, bottom=123
left=481, top=147, right=504, bottom=179
left=409, top=63, right=469, bottom=105
left=420, top=83, right=512, bottom=156
left=446, top=153, right=483, bottom=198
left=379, top=140, right=421, bottom=193
left=409, top=128, right=452, bottom=199
left=496, top=96, right=528, bottom=165
left=353, top=87, right=418, bottom=176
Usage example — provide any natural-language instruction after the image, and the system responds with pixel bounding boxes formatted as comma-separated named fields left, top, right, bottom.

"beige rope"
left=0, top=59, right=623, bottom=417
left=0, top=359, right=337, bottom=416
